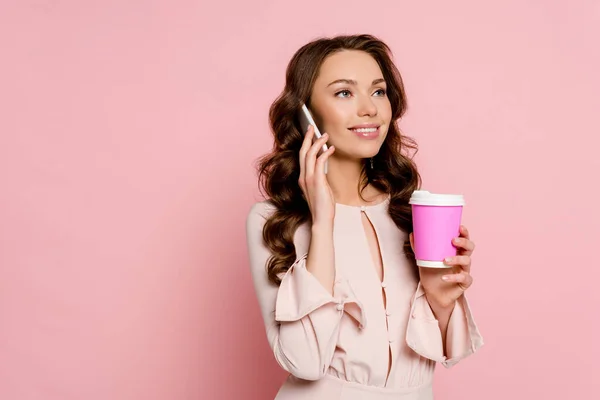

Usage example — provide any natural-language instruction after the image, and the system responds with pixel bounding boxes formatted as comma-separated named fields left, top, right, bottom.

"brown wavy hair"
left=256, top=34, right=421, bottom=285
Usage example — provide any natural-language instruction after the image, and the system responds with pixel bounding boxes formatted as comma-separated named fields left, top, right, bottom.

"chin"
left=346, top=146, right=383, bottom=160
left=333, top=134, right=386, bottom=160
left=362, top=140, right=385, bottom=157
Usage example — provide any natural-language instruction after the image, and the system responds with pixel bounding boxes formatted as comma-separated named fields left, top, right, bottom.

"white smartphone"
left=299, top=103, right=329, bottom=173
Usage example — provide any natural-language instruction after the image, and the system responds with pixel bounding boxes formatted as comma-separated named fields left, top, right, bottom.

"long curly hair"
left=256, top=34, right=421, bottom=285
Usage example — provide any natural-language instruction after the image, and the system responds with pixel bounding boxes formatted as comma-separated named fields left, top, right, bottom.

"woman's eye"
left=374, top=89, right=387, bottom=96
left=335, top=90, right=352, bottom=98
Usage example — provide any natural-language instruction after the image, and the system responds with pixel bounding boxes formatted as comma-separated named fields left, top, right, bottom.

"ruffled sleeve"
left=276, top=253, right=366, bottom=328
left=405, top=282, right=484, bottom=368
left=246, top=202, right=366, bottom=380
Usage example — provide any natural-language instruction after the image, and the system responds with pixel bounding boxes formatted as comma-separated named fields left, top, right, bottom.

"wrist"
left=426, top=293, right=457, bottom=312
left=311, top=219, right=334, bottom=233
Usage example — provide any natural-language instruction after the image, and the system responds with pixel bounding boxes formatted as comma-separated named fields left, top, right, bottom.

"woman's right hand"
left=298, top=125, right=336, bottom=225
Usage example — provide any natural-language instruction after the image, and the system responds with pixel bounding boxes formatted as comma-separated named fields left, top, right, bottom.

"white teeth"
left=351, top=128, right=377, bottom=133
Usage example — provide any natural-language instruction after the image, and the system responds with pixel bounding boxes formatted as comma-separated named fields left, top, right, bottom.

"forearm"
left=305, top=221, right=335, bottom=295
left=426, top=295, right=457, bottom=357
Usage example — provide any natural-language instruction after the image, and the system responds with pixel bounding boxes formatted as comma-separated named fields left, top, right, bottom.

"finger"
left=315, top=145, right=335, bottom=179
left=409, top=233, right=415, bottom=253
left=452, top=237, right=475, bottom=255
left=441, top=271, right=473, bottom=287
left=305, top=132, right=329, bottom=178
left=459, top=225, right=470, bottom=240
left=298, top=125, right=314, bottom=188
left=443, top=255, right=471, bottom=272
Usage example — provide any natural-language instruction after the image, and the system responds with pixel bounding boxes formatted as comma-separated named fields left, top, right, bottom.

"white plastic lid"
left=409, top=190, right=465, bottom=206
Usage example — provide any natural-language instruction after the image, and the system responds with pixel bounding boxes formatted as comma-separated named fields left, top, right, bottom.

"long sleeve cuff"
left=406, top=282, right=484, bottom=368
left=274, top=254, right=366, bottom=329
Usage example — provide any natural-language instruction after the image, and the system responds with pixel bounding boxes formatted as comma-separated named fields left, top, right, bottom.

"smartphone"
left=299, top=103, right=329, bottom=173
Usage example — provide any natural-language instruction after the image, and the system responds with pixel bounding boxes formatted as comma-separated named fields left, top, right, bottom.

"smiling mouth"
left=349, top=127, right=379, bottom=133
left=349, top=126, right=380, bottom=139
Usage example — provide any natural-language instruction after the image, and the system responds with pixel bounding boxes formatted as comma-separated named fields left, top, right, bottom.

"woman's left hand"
left=409, top=225, right=475, bottom=309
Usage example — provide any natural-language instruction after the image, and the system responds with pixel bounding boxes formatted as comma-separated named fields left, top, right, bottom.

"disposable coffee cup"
left=409, top=190, right=466, bottom=268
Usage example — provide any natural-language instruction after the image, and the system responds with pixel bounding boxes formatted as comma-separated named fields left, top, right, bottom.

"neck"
left=325, top=156, right=384, bottom=206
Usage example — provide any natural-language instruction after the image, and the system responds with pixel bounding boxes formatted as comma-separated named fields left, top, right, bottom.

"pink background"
left=1, top=1, right=599, bottom=399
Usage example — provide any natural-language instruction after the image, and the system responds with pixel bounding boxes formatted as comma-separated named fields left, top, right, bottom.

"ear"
left=409, top=232, right=415, bottom=253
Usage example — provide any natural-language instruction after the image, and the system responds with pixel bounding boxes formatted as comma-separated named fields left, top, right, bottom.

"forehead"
left=315, top=50, right=384, bottom=85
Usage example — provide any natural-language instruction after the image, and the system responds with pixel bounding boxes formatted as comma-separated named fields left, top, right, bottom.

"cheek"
left=320, top=104, right=350, bottom=132
left=380, top=101, right=393, bottom=122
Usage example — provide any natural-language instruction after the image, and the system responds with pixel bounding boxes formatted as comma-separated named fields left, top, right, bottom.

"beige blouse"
left=246, top=197, right=483, bottom=399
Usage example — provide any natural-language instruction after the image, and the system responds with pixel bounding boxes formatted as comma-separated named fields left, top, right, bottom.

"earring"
left=370, top=157, right=374, bottom=169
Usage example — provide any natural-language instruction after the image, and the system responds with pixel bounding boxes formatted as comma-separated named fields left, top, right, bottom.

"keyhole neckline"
left=335, top=194, right=390, bottom=211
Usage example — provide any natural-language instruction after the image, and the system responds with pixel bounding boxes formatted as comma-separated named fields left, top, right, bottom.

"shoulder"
left=246, top=199, right=311, bottom=256
left=245, top=200, right=276, bottom=232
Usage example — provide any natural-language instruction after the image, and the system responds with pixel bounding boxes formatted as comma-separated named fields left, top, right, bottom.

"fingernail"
left=444, top=257, right=452, bottom=263
left=442, top=276, right=450, bottom=281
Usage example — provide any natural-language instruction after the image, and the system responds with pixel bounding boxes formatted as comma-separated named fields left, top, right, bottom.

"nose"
left=357, top=94, right=378, bottom=117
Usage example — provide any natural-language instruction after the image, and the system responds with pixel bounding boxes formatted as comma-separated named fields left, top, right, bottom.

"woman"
left=245, top=34, right=483, bottom=400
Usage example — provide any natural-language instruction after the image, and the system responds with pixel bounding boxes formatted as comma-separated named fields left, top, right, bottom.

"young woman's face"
left=309, top=50, right=392, bottom=161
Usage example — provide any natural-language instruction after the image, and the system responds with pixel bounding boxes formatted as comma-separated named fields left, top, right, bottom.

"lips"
left=349, top=123, right=380, bottom=129
left=349, top=124, right=381, bottom=139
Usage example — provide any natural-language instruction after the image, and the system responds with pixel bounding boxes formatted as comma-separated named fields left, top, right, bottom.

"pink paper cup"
left=409, top=190, right=465, bottom=268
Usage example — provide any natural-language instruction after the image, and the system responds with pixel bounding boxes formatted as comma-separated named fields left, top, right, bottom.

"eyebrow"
left=327, top=78, right=386, bottom=87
